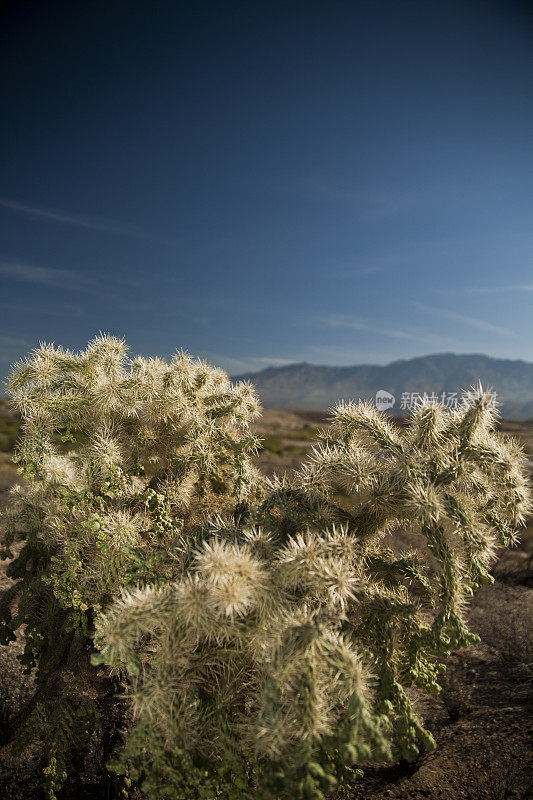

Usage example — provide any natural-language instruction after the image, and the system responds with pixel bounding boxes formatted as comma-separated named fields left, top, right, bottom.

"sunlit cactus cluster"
left=2, top=335, right=262, bottom=609
left=1, top=336, right=530, bottom=800
left=0, top=335, right=263, bottom=797
left=96, top=380, right=530, bottom=798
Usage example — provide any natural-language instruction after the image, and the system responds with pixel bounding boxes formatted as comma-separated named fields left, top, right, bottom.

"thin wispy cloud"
left=200, top=352, right=257, bottom=374
left=0, top=333, right=31, bottom=348
left=319, top=314, right=446, bottom=345
left=0, top=258, right=173, bottom=303
left=335, top=254, right=410, bottom=278
left=0, top=259, right=94, bottom=291
left=465, top=284, right=533, bottom=294
left=0, top=301, right=85, bottom=317
left=200, top=352, right=298, bottom=375
left=256, top=357, right=295, bottom=365
left=352, top=266, right=384, bottom=276
left=0, top=333, right=33, bottom=365
left=0, top=196, right=177, bottom=246
left=413, top=302, right=515, bottom=337
left=293, top=178, right=427, bottom=220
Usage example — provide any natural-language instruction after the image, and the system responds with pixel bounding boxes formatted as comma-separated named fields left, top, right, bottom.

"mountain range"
left=234, top=354, right=533, bottom=419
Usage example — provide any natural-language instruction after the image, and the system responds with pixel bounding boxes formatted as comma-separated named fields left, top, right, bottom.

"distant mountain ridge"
left=234, top=354, right=533, bottom=419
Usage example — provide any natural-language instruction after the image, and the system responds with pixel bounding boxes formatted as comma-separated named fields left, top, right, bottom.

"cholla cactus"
left=0, top=335, right=263, bottom=794
left=95, top=387, right=530, bottom=799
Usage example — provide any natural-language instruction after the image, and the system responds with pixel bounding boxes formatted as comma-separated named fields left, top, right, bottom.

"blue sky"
left=1, top=0, right=532, bottom=380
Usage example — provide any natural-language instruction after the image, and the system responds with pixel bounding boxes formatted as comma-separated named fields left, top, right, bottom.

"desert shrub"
left=0, top=399, right=21, bottom=452
left=0, top=335, right=263, bottom=797
left=1, top=337, right=530, bottom=800
left=261, top=435, right=284, bottom=454
left=95, top=386, right=530, bottom=799
left=0, top=642, right=34, bottom=746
